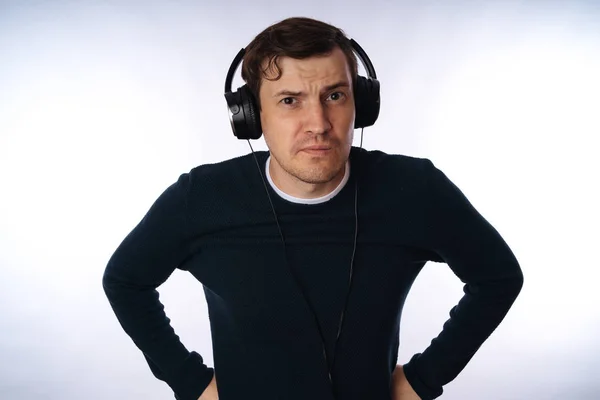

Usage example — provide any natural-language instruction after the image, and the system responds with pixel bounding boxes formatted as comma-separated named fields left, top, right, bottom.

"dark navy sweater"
left=102, top=146, right=523, bottom=400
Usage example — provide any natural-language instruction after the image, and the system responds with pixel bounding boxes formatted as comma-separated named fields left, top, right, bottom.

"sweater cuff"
left=402, top=353, right=443, bottom=400
left=171, top=351, right=215, bottom=400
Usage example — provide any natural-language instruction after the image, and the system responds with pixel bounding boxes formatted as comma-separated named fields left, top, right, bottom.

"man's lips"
left=301, top=147, right=332, bottom=156
left=301, top=146, right=332, bottom=151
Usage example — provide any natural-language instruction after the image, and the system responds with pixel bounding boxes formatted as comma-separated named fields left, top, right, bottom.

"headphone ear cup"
left=354, top=75, right=381, bottom=129
left=239, top=85, right=262, bottom=140
left=225, top=85, right=262, bottom=140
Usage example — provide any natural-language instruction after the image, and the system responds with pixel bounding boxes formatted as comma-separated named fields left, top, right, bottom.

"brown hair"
left=240, top=17, right=358, bottom=110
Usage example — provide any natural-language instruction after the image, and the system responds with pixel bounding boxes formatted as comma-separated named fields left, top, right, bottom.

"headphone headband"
left=224, top=38, right=377, bottom=94
left=224, top=47, right=246, bottom=94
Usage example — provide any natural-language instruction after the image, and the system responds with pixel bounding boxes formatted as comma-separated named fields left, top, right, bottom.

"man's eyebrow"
left=272, top=81, right=350, bottom=97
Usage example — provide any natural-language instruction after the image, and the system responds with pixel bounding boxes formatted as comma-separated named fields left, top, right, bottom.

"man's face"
left=258, top=46, right=355, bottom=191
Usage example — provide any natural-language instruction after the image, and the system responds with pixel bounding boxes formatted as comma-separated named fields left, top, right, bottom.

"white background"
left=1, top=1, right=599, bottom=399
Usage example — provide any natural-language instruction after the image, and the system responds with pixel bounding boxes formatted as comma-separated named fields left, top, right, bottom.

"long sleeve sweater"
left=102, top=146, right=524, bottom=400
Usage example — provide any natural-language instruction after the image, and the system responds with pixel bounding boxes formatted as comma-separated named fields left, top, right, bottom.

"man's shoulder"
left=352, top=146, right=434, bottom=178
left=178, top=151, right=269, bottom=206
left=187, top=151, right=268, bottom=181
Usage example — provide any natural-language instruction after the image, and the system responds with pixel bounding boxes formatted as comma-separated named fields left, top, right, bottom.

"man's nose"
left=304, top=101, right=332, bottom=135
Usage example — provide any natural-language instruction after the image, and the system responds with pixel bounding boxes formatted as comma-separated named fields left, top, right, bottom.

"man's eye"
left=329, top=92, right=345, bottom=101
left=281, top=97, right=296, bottom=105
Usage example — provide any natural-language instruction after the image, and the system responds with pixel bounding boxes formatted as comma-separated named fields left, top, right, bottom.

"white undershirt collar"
left=265, top=155, right=350, bottom=205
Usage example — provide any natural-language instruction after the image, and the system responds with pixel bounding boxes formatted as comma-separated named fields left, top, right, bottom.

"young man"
left=102, top=17, right=524, bottom=400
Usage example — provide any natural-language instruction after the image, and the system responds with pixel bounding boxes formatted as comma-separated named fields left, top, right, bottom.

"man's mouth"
left=301, top=146, right=332, bottom=155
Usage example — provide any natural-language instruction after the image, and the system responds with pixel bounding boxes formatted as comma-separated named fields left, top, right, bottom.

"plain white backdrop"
left=1, top=1, right=599, bottom=399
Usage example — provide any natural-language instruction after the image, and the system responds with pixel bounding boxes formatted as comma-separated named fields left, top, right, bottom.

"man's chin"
left=293, top=163, right=346, bottom=185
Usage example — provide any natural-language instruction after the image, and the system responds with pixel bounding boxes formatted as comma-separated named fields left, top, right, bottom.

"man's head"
left=241, top=17, right=358, bottom=197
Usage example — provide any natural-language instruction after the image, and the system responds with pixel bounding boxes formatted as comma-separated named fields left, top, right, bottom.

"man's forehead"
left=261, top=53, right=351, bottom=90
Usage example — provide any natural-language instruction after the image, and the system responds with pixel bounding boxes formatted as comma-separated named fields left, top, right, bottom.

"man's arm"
left=102, top=172, right=214, bottom=400
left=403, top=159, right=524, bottom=400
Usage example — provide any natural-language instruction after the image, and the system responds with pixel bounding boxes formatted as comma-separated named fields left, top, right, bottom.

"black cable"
left=330, top=127, right=363, bottom=373
left=247, top=126, right=364, bottom=395
left=248, top=140, right=333, bottom=379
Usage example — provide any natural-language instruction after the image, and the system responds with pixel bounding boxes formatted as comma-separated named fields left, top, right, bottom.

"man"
left=102, top=17, right=524, bottom=400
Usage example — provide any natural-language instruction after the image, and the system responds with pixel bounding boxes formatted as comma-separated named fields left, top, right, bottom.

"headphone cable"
left=247, top=127, right=364, bottom=390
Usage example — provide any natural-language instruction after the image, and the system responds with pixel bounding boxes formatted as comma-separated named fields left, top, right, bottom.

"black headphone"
left=224, top=38, right=381, bottom=140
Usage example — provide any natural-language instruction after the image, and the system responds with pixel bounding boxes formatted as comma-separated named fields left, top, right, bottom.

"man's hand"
left=198, top=373, right=219, bottom=400
left=391, top=365, right=421, bottom=400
